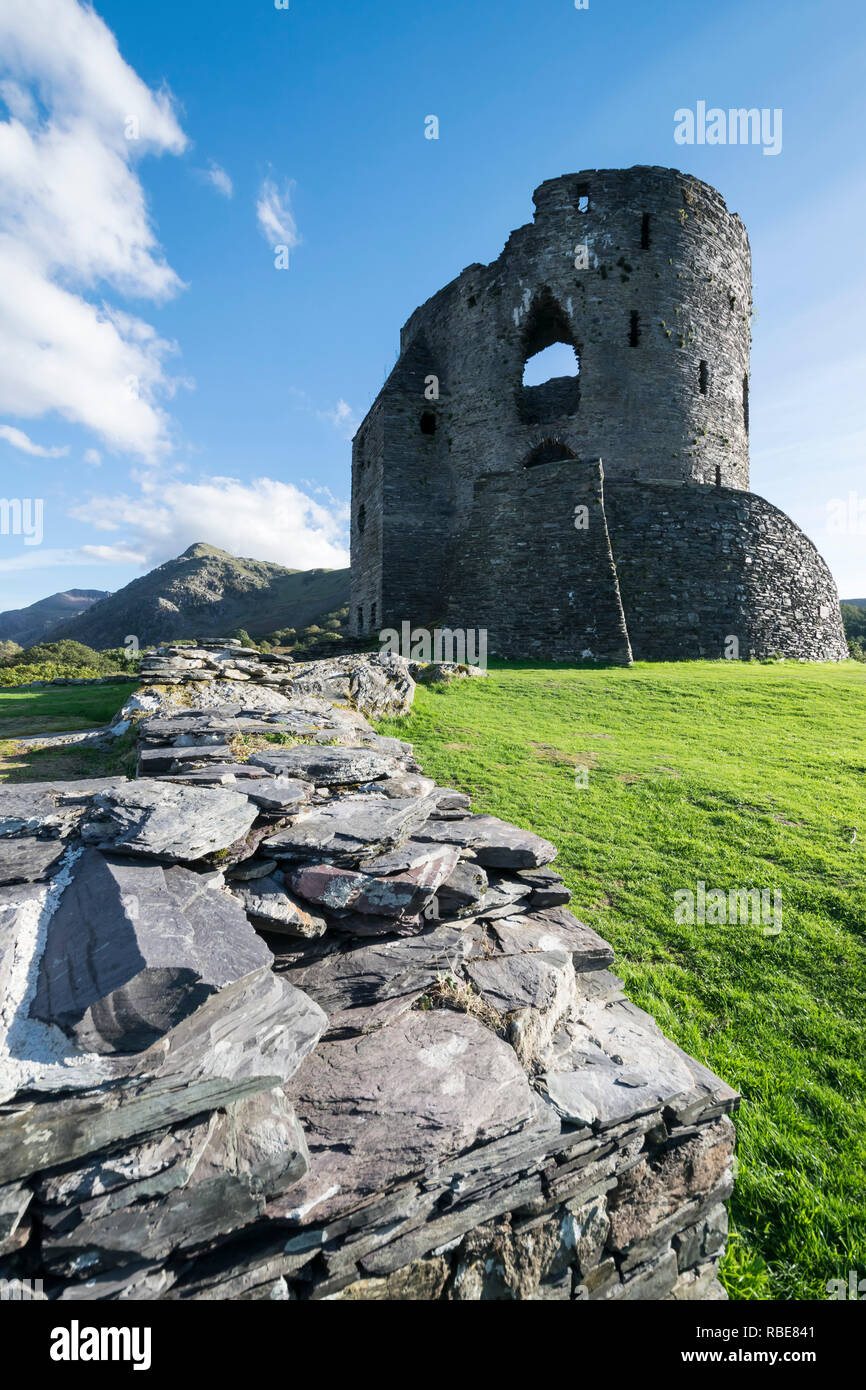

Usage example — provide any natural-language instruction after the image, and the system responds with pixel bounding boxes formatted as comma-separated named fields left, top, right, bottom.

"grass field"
left=0, top=683, right=136, bottom=781
left=0, top=683, right=133, bottom=737
left=379, top=660, right=866, bottom=1301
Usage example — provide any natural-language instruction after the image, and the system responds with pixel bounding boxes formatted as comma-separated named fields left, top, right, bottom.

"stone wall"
left=445, top=459, right=632, bottom=662
left=0, top=656, right=739, bottom=1301
left=604, top=481, right=850, bottom=662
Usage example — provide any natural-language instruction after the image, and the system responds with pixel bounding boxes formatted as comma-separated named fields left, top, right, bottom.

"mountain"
left=0, top=589, right=110, bottom=648
left=842, top=598, right=866, bottom=608
left=38, top=544, right=350, bottom=650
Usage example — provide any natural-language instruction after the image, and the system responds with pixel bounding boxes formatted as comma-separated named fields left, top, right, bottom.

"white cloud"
left=256, top=175, right=300, bottom=250
left=203, top=161, right=233, bottom=198
left=317, top=398, right=360, bottom=439
left=0, top=423, right=68, bottom=457
left=0, top=542, right=146, bottom=574
left=0, top=0, right=188, bottom=459
left=70, top=473, right=349, bottom=571
left=83, top=448, right=102, bottom=467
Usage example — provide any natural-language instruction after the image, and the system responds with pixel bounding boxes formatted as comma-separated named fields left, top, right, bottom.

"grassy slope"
left=0, top=685, right=137, bottom=781
left=379, top=660, right=866, bottom=1300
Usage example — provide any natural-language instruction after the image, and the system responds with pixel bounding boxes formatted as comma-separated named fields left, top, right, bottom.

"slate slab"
left=277, top=1011, right=538, bottom=1225
left=0, top=972, right=326, bottom=1183
left=81, top=781, right=259, bottom=862
left=261, top=797, right=437, bottom=865
left=30, top=850, right=274, bottom=1054
left=229, top=873, right=328, bottom=938
left=249, top=746, right=403, bottom=785
left=415, top=814, right=557, bottom=868
left=0, top=778, right=128, bottom=839
left=0, top=836, right=67, bottom=886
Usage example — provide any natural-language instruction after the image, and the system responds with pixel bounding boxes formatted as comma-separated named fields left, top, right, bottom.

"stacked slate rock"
left=0, top=673, right=738, bottom=1301
left=134, top=641, right=415, bottom=720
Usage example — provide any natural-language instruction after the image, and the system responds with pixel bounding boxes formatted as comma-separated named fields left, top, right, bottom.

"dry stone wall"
left=0, top=652, right=738, bottom=1301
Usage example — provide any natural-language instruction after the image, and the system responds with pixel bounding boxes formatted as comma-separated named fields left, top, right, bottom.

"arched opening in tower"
left=523, top=438, right=578, bottom=468
left=519, top=293, right=581, bottom=425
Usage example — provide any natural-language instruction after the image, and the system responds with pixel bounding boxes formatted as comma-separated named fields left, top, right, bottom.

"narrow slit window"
left=357, top=503, right=366, bottom=534
left=715, top=465, right=722, bottom=487
left=370, top=602, right=377, bottom=629
left=356, top=606, right=364, bottom=630
left=420, top=411, right=436, bottom=435
left=640, top=213, right=651, bottom=249
left=629, top=311, right=640, bottom=347
left=742, top=374, right=750, bottom=434
left=699, top=360, right=709, bottom=395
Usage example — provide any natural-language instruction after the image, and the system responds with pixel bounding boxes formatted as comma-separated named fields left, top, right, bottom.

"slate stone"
left=276, top=1011, right=538, bottom=1226
left=30, top=850, right=274, bottom=1053
left=490, top=910, right=615, bottom=973
left=415, top=814, right=558, bottom=868
left=229, top=873, right=327, bottom=938
left=0, top=777, right=128, bottom=839
left=249, top=746, right=403, bottom=785
left=540, top=999, right=697, bottom=1129
left=465, top=950, right=578, bottom=1068
left=261, top=797, right=437, bottom=865
left=0, top=971, right=326, bottom=1184
left=513, top=867, right=572, bottom=908
left=137, top=745, right=237, bottom=776
left=242, top=777, right=311, bottom=813
left=437, top=859, right=489, bottom=915
left=0, top=836, right=67, bottom=886
left=357, top=839, right=453, bottom=875
left=40, top=1089, right=309, bottom=1277
left=281, top=923, right=483, bottom=1015
left=158, top=763, right=271, bottom=786
left=290, top=846, right=458, bottom=922
left=355, top=774, right=436, bottom=799
left=81, top=781, right=259, bottom=862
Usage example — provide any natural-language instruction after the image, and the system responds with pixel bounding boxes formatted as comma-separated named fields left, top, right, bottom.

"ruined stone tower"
left=350, top=167, right=847, bottom=662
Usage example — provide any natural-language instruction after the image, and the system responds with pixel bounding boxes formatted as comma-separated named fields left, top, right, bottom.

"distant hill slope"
left=843, top=598, right=866, bottom=607
left=0, top=589, right=109, bottom=648
left=38, top=544, right=350, bottom=649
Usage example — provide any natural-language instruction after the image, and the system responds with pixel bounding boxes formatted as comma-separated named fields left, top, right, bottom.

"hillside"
left=39, top=544, right=349, bottom=649
left=0, top=589, right=109, bottom=648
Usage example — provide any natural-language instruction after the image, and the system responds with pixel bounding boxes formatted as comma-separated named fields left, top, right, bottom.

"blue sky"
left=1, top=0, right=865, bottom=613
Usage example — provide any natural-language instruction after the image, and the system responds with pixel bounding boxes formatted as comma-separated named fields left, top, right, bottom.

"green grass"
left=0, top=683, right=133, bottom=738
left=378, top=659, right=866, bottom=1301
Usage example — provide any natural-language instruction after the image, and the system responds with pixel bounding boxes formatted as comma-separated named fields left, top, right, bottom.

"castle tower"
left=350, top=168, right=847, bottom=663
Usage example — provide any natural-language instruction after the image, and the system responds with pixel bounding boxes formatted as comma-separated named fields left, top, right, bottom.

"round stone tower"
left=350, top=169, right=803, bottom=654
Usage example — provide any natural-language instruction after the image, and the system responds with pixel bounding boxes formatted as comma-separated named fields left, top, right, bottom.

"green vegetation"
left=0, top=640, right=139, bottom=688
left=378, top=659, right=866, bottom=1301
left=841, top=601, right=866, bottom=660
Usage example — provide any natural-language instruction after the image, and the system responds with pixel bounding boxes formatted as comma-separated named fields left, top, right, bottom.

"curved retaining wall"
left=604, top=480, right=849, bottom=662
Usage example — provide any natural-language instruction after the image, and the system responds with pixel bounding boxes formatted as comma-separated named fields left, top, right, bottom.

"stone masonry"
left=350, top=166, right=847, bottom=662
left=0, top=654, right=738, bottom=1301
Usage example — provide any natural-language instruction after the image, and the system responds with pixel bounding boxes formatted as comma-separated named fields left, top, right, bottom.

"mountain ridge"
left=36, top=545, right=350, bottom=649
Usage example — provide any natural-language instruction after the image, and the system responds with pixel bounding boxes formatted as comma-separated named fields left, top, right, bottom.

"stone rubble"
left=0, top=655, right=738, bottom=1299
